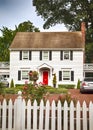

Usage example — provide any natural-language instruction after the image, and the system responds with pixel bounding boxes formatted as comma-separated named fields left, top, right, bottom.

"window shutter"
left=49, top=51, right=52, bottom=60
left=60, top=51, right=63, bottom=60
left=59, top=71, right=62, bottom=81
left=40, top=51, right=42, bottom=60
left=18, top=71, right=21, bottom=80
left=29, top=51, right=32, bottom=60
left=71, top=71, right=74, bottom=81
left=20, top=51, right=22, bottom=60
left=70, top=51, right=73, bottom=60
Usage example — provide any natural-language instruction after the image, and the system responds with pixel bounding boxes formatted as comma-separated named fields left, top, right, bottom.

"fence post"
left=15, top=91, right=22, bottom=130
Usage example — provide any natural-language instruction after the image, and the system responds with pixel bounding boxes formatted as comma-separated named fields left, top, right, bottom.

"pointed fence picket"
left=0, top=94, right=93, bottom=130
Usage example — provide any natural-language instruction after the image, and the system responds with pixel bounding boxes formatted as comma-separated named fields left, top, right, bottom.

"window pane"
left=63, top=71, right=70, bottom=80
left=43, top=51, right=48, bottom=60
left=64, top=51, right=69, bottom=60
left=22, top=70, right=29, bottom=80
left=23, top=51, right=29, bottom=60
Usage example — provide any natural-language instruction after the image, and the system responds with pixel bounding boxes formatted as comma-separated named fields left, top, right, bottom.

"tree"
left=0, top=21, right=40, bottom=61
left=29, top=71, right=39, bottom=86
left=85, top=43, right=93, bottom=63
left=52, top=73, right=57, bottom=88
left=15, top=20, right=40, bottom=32
left=33, top=0, right=93, bottom=42
left=0, top=27, right=15, bottom=61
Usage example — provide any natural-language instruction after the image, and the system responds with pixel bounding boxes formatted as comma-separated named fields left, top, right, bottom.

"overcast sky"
left=0, top=0, right=67, bottom=33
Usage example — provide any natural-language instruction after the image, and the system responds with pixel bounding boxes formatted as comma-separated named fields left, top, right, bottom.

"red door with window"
left=43, top=71, right=48, bottom=85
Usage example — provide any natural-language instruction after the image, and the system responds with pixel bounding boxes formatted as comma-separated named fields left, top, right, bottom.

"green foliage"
left=77, top=79, right=81, bottom=89
left=5, top=85, right=23, bottom=94
left=33, top=0, right=93, bottom=43
left=46, top=87, right=67, bottom=94
left=29, top=71, right=39, bottom=85
left=85, top=42, right=93, bottom=63
left=0, top=83, right=5, bottom=94
left=0, top=21, right=40, bottom=61
left=10, top=79, right=14, bottom=88
left=16, top=21, right=40, bottom=32
left=4, top=88, right=15, bottom=94
left=0, top=27, right=15, bottom=61
left=52, top=73, right=57, bottom=87
left=22, top=83, right=47, bottom=103
left=58, top=84, right=75, bottom=89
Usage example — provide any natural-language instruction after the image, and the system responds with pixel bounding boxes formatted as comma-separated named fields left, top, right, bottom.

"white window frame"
left=63, top=51, right=70, bottom=60
left=21, top=70, right=29, bottom=80
left=22, top=51, right=29, bottom=60
left=42, top=51, right=49, bottom=60
left=63, top=70, right=71, bottom=81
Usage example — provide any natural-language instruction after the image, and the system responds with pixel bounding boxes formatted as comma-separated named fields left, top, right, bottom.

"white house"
left=9, top=25, right=85, bottom=87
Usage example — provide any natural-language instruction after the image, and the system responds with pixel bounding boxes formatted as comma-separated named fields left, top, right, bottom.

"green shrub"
left=22, top=83, right=47, bottom=103
left=58, top=84, right=75, bottom=89
left=10, top=79, right=14, bottom=88
left=0, top=82, right=5, bottom=94
left=15, top=86, right=23, bottom=93
left=77, top=79, right=81, bottom=89
left=46, top=87, right=67, bottom=94
left=52, top=74, right=57, bottom=87
left=15, top=84, right=24, bottom=87
left=5, top=88, right=15, bottom=94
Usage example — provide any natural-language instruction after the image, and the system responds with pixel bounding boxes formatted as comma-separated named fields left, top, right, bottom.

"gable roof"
left=10, top=32, right=84, bottom=50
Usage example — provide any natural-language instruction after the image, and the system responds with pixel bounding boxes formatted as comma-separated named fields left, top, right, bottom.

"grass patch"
left=58, top=84, right=75, bottom=89
left=45, top=86, right=68, bottom=94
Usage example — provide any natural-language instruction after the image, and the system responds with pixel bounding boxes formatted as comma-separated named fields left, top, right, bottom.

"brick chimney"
left=81, top=22, right=86, bottom=44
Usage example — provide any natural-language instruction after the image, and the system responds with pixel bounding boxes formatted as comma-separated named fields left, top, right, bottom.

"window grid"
left=63, top=51, right=70, bottom=60
left=22, top=70, right=29, bottom=80
left=42, top=51, right=49, bottom=60
left=63, top=71, right=70, bottom=80
left=22, top=51, right=29, bottom=60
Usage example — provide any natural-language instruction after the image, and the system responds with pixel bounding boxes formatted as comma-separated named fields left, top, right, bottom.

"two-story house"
left=9, top=25, right=85, bottom=87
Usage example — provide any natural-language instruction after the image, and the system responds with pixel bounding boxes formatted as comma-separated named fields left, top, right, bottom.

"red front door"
left=43, top=71, right=48, bottom=85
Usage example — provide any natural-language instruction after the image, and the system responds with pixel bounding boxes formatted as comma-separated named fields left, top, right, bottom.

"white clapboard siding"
left=0, top=95, right=93, bottom=130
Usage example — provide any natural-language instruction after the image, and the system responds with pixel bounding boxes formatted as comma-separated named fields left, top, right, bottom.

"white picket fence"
left=0, top=93, right=93, bottom=130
